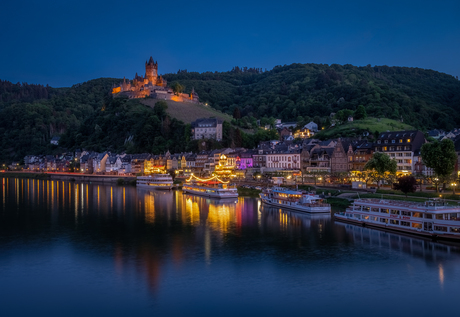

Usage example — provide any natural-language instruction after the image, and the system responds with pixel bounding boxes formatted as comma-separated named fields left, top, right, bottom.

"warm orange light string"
left=186, top=174, right=230, bottom=184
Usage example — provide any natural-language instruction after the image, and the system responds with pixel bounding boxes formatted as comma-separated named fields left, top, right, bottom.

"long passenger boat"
left=182, top=174, right=238, bottom=198
left=259, top=186, right=331, bottom=213
left=335, top=198, right=460, bottom=240
left=137, top=173, right=173, bottom=190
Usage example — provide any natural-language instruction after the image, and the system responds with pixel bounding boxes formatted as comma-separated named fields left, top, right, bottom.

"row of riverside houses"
left=22, top=130, right=460, bottom=178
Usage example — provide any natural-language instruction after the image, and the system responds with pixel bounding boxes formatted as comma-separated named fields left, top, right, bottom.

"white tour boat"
left=182, top=174, right=238, bottom=198
left=335, top=198, right=460, bottom=240
left=259, top=187, right=331, bottom=213
left=137, top=173, right=174, bottom=190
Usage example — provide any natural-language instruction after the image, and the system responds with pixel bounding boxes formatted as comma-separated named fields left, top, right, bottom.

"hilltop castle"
left=112, top=57, right=199, bottom=103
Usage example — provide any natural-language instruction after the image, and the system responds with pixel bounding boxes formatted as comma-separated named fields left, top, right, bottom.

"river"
left=1, top=178, right=459, bottom=317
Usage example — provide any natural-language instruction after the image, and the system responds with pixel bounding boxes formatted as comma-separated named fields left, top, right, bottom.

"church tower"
left=145, top=56, right=158, bottom=85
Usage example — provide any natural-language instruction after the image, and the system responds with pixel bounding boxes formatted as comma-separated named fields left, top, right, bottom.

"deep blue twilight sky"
left=1, top=0, right=459, bottom=87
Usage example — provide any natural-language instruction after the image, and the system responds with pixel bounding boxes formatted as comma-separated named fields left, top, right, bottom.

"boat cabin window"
left=425, top=214, right=433, bottom=219
left=436, top=214, right=444, bottom=220
left=450, top=213, right=459, bottom=221
left=401, top=211, right=411, bottom=216
left=412, top=212, right=422, bottom=218
left=451, top=227, right=460, bottom=233
left=363, top=206, right=370, bottom=212
left=434, top=226, right=447, bottom=232
left=371, top=208, right=379, bottom=212
left=380, top=209, right=389, bottom=214
left=412, top=223, right=422, bottom=229
left=380, top=218, right=388, bottom=223
left=391, top=209, right=400, bottom=215
left=390, top=219, right=399, bottom=225
left=401, top=221, right=410, bottom=227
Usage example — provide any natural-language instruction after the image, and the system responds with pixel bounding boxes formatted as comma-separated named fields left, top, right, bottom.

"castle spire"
left=148, top=56, right=154, bottom=64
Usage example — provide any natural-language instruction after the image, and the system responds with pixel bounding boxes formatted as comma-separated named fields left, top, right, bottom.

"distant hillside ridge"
left=163, top=63, right=460, bottom=130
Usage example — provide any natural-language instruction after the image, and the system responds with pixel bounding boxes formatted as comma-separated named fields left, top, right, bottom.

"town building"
left=50, top=136, right=60, bottom=145
left=330, top=139, right=348, bottom=173
left=374, top=130, right=426, bottom=174
left=347, top=140, right=373, bottom=172
left=304, top=121, right=318, bottom=132
left=191, top=118, right=223, bottom=141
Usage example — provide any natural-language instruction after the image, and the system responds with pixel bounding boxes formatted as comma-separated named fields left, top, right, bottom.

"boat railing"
left=302, top=203, right=330, bottom=207
left=355, top=198, right=460, bottom=211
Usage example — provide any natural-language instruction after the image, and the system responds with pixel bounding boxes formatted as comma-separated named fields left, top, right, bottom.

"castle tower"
left=145, top=56, right=158, bottom=85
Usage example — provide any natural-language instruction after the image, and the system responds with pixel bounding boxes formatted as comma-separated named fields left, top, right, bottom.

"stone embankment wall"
left=49, top=173, right=136, bottom=184
left=3, top=172, right=136, bottom=184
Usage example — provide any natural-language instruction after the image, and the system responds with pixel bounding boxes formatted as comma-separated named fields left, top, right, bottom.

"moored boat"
left=259, top=186, right=331, bottom=213
left=182, top=174, right=238, bottom=198
left=334, top=198, right=460, bottom=240
left=137, top=173, right=173, bottom=190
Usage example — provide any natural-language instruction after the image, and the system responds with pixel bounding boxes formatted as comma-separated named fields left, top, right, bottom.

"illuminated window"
left=407, top=139, right=411, bottom=143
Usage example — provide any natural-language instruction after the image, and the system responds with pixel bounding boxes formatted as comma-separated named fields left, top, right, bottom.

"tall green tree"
left=153, top=100, right=168, bottom=117
left=364, top=152, right=397, bottom=189
left=233, top=107, right=241, bottom=119
left=393, top=176, right=417, bottom=197
left=354, top=105, right=367, bottom=120
left=171, top=82, right=184, bottom=95
left=334, top=109, right=354, bottom=124
left=421, top=139, right=457, bottom=190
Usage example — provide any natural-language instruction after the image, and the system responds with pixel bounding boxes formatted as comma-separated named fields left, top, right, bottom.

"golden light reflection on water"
left=439, top=264, right=444, bottom=288
left=0, top=179, right=332, bottom=294
left=145, top=192, right=155, bottom=224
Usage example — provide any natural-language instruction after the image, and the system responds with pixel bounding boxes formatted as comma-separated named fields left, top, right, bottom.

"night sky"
left=1, top=0, right=459, bottom=87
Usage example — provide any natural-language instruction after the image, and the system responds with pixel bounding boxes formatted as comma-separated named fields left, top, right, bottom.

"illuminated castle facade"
left=112, top=57, right=199, bottom=103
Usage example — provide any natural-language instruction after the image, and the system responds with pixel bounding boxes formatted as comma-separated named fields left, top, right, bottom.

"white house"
left=266, top=150, right=301, bottom=170
left=304, top=121, right=318, bottom=132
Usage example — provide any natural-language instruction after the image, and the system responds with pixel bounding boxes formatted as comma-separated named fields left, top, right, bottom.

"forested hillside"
left=0, top=78, right=118, bottom=161
left=1, top=62, right=459, bottom=162
left=0, top=77, right=276, bottom=162
left=163, top=64, right=460, bottom=130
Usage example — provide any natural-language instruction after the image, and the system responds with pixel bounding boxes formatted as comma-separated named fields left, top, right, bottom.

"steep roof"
left=192, top=118, right=223, bottom=128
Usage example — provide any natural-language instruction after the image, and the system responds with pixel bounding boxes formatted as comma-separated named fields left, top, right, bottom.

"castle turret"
left=145, top=56, right=158, bottom=85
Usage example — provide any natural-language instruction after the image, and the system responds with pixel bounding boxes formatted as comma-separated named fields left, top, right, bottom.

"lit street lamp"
left=451, top=182, right=457, bottom=195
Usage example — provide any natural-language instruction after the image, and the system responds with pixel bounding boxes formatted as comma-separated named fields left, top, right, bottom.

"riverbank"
left=2, top=172, right=136, bottom=184
left=237, top=187, right=261, bottom=197
left=1, top=172, right=50, bottom=179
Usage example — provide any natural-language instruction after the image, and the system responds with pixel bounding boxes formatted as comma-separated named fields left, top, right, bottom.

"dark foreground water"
left=1, top=178, right=460, bottom=317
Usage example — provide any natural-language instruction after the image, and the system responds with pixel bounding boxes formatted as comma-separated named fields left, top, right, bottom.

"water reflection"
left=336, top=221, right=460, bottom=288
left=2, top=178, right=460, bottom=311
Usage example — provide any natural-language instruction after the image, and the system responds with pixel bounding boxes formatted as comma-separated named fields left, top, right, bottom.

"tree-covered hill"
left=0, top=77, right=274, bottom=162
left=0, top=78, right=119, bottom=161
left=163, top=64, right=460, bottom=130
left=1, top=62, right=460, bottom=162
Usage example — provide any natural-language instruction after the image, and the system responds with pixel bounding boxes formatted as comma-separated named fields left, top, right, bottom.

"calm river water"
left=1, top=178, right=460, bottom=317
